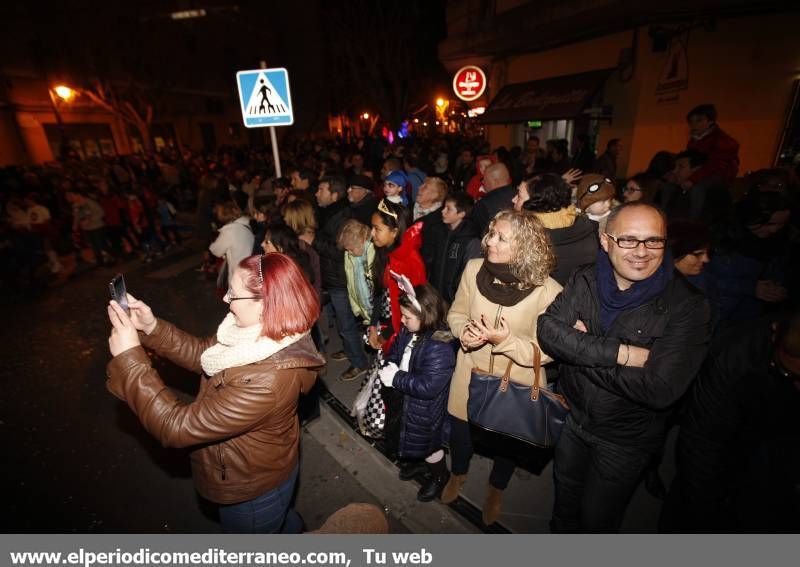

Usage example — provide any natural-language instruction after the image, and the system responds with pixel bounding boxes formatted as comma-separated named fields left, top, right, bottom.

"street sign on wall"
left=453, top=65, right=487, bottom=102
left=236, top=68, right=294, bottom=127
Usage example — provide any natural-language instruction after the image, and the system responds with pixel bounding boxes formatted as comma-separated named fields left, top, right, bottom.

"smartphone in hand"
left=109, top=274, right=130, bottom=314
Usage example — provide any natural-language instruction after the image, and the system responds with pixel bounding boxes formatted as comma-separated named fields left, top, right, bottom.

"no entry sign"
left=453, top=65, right=487, bottom=102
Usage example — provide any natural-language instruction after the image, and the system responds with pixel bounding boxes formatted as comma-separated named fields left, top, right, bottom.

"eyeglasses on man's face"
left=604, top=233, right=666, bottom=249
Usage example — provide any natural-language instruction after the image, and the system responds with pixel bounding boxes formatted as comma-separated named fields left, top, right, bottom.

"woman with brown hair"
left=442, top=209, right=562, bottom=525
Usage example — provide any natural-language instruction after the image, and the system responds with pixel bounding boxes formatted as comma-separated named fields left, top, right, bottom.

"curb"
left=304, top=404, right=480, bottom=534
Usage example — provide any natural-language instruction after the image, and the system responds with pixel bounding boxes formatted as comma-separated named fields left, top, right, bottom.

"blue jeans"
left=218, top=465, right=302, bottom=533
left=551, top=416, right=652, bottom=533
left=328, top=287, right=368, bottom=369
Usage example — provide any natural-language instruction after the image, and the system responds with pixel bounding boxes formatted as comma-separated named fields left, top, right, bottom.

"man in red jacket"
left=685, top=104, right=740, bottom=190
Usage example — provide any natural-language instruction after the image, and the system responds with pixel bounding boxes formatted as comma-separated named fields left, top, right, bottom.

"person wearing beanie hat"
left=576, top=174, right=617, bottom=234
left=668, top=220, right=711, bottom=277
left=384, top=170, right=410, bottom=207
left=668, top=218, right=721, bottom=330
left=347, top=174, right=379, bottom=227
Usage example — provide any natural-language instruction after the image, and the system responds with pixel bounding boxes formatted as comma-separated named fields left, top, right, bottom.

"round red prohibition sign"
left=453, top=66, right=487, bottom=102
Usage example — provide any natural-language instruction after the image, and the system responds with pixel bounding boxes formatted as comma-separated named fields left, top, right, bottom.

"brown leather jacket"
left=106, top=319, right=325, bottom=505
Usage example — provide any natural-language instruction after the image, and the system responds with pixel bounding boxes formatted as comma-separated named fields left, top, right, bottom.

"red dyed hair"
left=239, top=253, right=320, bottom=340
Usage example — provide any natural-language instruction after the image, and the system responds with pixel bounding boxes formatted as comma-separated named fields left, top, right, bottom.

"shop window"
left=44, top=123, right=117, bottom=161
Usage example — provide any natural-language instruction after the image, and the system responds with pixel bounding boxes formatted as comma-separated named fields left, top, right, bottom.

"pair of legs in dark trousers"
left=327, top=287, right=368, bottom=369
left=551, top=416, right=652, bottom=532
left=449, top=417, right=515, bottom=489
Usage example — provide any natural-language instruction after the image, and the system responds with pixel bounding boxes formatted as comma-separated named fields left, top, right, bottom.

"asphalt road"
left=2, top=246, right=406, bottom=533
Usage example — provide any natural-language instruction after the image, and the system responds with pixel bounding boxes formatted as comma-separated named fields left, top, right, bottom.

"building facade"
left=0, top=70, right=248, bottom=166
left=439, top=0, right=800, bottom=177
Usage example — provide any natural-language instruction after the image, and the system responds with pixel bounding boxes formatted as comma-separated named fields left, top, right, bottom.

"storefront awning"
left=480, top=68, right=614, bottom=124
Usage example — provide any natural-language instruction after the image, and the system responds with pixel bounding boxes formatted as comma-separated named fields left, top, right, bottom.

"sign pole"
left=260, top=60, right=282, bottom=178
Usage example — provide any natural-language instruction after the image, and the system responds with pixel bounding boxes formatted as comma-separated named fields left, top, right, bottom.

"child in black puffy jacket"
left=379, top=281, right=456, bottom=502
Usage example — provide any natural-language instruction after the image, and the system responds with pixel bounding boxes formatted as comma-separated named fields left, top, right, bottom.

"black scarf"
left=596, top=249, right=672, bottom=331
left=476, top=260, right=536, bottom=306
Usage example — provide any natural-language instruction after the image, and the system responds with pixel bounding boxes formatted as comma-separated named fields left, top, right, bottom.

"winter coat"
left=344, top=240, right=375, bottom=325
left=686, top=125, right=740, bottom=188
left=666, top=318, right=800, bottom=531
left=106, top=320, right=325, bottom=505
left=209, top=217, right=254, bottom=284
left=706, top=226, right=796, bottom=328
left=470, top=184, right=516, bottom=237
left=384, top=327, right=457, bottom=458
left=371, top=223, right=427, bottom=353
left=465, top=155, right=497, bottom=201
left=545, top=214, right=599, bottom=286
left=537, top=265, right=710, bottom=449
left=314, top=198, right=351, bottom=290
left=421, top=214, right=482, bottom=304
left=446, top=259, right=562, bottom=421
left=349, top=194, right=378, bottom=227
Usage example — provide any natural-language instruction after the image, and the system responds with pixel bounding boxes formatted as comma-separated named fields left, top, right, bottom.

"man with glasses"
left=538, top=202, right=710, bottom=532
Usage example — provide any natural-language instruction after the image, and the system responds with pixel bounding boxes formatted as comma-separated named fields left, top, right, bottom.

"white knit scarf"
left=200, top=313, right=307, bottom=376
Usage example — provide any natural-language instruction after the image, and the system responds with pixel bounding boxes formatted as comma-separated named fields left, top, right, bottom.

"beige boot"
left=440, top=473, right=467, bottom=504
left=482, top=485, right=504, bottom=525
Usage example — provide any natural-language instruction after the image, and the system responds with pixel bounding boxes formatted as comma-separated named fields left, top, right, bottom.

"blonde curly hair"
left=481, top=209, right=555, bottom=287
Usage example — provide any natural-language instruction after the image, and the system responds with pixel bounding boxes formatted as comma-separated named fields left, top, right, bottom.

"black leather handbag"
left=467, top=343, right=570, bottom=448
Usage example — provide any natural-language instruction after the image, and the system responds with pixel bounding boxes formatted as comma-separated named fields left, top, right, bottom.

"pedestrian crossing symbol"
left=236, top=68, right=294, bottom=127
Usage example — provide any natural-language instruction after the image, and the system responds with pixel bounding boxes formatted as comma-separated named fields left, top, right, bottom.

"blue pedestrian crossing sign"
left=236, top=68, right=294, bottom=127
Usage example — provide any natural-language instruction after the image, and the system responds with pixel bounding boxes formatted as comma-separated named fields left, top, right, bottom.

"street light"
left=436, top=98, right=445, bottom=108
left=53, top=85, right=76, bottom=102
left=362, top=112, right=370, bottom=120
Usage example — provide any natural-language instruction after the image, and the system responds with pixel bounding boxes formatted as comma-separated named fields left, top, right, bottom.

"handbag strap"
left=496, top=342, right=542, bottom=400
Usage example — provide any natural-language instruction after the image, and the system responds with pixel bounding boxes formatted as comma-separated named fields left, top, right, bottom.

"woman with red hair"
left=105, top=253, right=324, bottom=533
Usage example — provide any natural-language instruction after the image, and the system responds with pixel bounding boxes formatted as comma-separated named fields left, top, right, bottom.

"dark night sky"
left=0, top=0, right=450, bottom=130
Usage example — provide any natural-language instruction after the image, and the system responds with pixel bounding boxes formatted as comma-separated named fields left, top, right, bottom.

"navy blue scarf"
left=596, top=249, right=672, bottom=331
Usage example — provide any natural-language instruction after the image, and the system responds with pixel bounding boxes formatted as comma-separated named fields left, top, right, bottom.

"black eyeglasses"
left=604, top=233, right=667, bottom=249
left=224, top=289, right=261, bottom=302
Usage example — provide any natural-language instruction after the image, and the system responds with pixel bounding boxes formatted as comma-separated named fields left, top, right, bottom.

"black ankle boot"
left=417, top=460, right=450, bottom=502
left=398, top=460, right=429, bottom=481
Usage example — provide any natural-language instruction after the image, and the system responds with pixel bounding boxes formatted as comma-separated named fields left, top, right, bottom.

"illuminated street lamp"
left=436, top=98, right=445, bottom=108
left=48, top=84, right=78, bottom=160
left=53, top=85, right=76, bottom=102
left=362, top=112, right=370, bottom=120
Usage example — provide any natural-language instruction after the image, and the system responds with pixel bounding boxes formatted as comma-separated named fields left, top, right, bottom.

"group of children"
left=333, top=196, right=457, bottom=502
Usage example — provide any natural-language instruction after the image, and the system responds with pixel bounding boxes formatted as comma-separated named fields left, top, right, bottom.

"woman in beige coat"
left=442, top=209, right=562, bottom=525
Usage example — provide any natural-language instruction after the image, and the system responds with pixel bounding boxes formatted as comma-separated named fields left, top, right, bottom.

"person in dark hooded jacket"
left=523, top=173, right=598, bottom=285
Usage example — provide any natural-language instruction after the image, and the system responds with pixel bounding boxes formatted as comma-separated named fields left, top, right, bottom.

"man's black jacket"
left=314, top=198, right=351, bottom=289
left=420, top=213, right=481, bottom=304
left=538, top=265, right=710, bottom=449
left=470, top=184, right=516, bottom=237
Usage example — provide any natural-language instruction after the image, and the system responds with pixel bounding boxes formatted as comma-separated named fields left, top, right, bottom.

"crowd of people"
left=14, top=101, right=795, bottom=532
left=0, top=150, right=199, bottom=295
